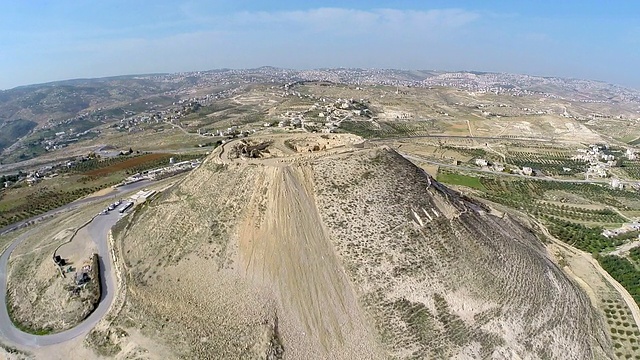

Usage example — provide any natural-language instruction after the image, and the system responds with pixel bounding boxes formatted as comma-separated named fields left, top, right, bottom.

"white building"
left=475, top=158, right=488, bottom=167
left=627, top=149, right=637, bottom=160
left=611, top=178, right=624, bottom=190
left=522, top=167, right=533, bottom=176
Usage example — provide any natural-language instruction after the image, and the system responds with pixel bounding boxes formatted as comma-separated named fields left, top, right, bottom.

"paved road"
left=0, top=180, right=150, bottom=236
left=0, top=182, right=150, bottom=348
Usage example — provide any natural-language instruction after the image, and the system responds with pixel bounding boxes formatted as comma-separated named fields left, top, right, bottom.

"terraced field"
left=621, top=160, right=640, bottom=180
left=505, top=150, right=587, bottom=176
left=338, top=120, right=440, bottom=138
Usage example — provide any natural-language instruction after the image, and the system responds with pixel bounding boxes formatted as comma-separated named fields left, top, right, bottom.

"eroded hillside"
left=105, top=134, right=612, bottom=359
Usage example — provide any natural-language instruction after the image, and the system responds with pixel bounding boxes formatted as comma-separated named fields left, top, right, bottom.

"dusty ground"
left=56, top=226, right=97, bottom=268
left=83, top=187, right=115, bottom=199
left=81, top=134, right=614, bottom=359
left=310, top=146, right=611, bottom=359
left=6, top=201, right=109, bottom=334
left=237, top=164, right=381, bottom=358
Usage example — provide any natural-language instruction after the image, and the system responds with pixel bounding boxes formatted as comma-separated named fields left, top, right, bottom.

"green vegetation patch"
left=597, top=255, right=640, bottom=307
left=0, top=119, right=37, bottom=153
left=0, top=186, right=112, bottom=229
left=437, top=171, right=486, bottom=191
left=543, top=216, right=622, bottom=253
left=442, top=146, right=489, bottom=161
left=505, top=153, right=587, bottom=176
left=480, top=177, right=639, bottom=214
left=629, top=246, right=640, bottom=264
left=86, top=254, right=102, bottom=308
left=6, top=293, right=54, bottom=335
left=62, top=153, right=200, bottom=180
left=339, top=120, right=438, bottom=139
left=620, top=159, right=640, bottom=180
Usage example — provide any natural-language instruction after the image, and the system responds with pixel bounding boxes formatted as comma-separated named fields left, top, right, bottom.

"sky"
left=1, top=1, right=639, bottom=90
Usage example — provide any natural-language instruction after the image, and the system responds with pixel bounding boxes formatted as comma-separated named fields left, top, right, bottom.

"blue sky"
left=1, top=1, right=639, bottom=90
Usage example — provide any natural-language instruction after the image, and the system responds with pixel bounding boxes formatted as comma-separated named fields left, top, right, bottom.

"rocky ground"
left=85, top=134, right=613, bottom=359
left=6, top=203, right=106, bottom=334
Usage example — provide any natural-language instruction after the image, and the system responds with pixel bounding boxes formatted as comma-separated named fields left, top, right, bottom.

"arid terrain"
left=2, top=69, right=640, bottom=359
left=68, top=134, right=611, bottom=359
left=5, top=201, right=107, bottom=334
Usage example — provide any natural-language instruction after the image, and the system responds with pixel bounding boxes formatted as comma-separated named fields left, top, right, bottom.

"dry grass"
left=6, top=200, right=111, bottom=334
left=93, top=136, right=613, bottom=359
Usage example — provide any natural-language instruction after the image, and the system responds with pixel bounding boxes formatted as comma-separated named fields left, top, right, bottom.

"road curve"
left=0, top=181, right=150, bottom=348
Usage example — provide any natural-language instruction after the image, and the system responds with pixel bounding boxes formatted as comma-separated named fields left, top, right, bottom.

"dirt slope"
left=310, top=147, right=612, bottom=359
left=105, top=135, right=612, bottom=359
left=239, top=165, right=381, bottom=358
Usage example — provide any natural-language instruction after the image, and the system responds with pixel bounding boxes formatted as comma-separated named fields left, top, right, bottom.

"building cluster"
left=5, top=162, right=67, bottom=187
left=420, top=72, right=547, bottom=97
left=113, top=89, right=237, bottom=134
left=264, top=89, right=373, bottom=133
left=602, top=222, right=640, bottom=238
left=572, top=144, right=618, bottom=178
left=310, top=98, right=371, bottom=132
left=272, top=111, right=304, bottom=129
left=474, top=158, right=531, bottom=176
left=610, top=178, right=624, bottom=190
left=121, top=158, right=201, bottom=185
left=24, top=166, right=58, bottom=186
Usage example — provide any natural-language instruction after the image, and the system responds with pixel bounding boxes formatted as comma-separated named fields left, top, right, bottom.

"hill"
left=100, top=134, right=612, bottom=359
left=2, top=67, right=638, bottom=129
left=0, top=119, right=36, bottom=153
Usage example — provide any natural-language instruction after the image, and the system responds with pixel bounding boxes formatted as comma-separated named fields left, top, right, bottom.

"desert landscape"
left=62, top=134, right=613, bottom=359
left=1, top=69, right=640, bottom=359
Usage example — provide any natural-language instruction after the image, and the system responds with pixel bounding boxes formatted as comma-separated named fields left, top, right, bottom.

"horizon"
left=3, top=66, right=633, bottom=92
left=2, top=1, right=639, bottom=90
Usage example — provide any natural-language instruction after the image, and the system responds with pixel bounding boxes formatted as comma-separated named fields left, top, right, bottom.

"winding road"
left=0, top=180, right=150, bottom=348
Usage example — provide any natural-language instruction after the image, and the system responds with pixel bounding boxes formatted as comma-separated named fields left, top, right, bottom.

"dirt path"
left=485, top=143, right=506, bottom=162
left=163, top=121, right=207, bottom=138
left=609, top=239, right=640, bottom=256
left=609, top=206, right=631, bottom=222
left=535, top=220, right=640, bottom=329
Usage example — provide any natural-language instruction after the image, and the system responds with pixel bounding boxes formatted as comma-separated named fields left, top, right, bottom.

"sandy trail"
left=609, top=239, right=640, bottom=256
left=238, top=163, right=374, bottom=354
